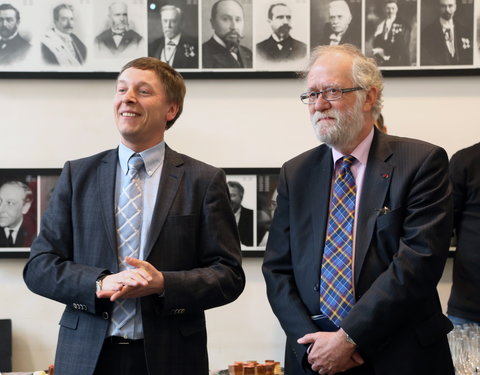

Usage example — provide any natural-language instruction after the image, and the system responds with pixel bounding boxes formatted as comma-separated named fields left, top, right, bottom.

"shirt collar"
left=331, top=126, right=374, bottom=167
left=0, top=30, right=19, bottom=41
left=118, top=141, right=165, bottom=177
left=166, top=33, right=182, bottom=45
left=440, top=18, right=454, bottom=30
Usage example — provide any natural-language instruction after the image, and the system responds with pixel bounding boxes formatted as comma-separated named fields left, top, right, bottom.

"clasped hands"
left=297, top=329, right=364, bottom=375
left=96, top=256, right=165, bottom=301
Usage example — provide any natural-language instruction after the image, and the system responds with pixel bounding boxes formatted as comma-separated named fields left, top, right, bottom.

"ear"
left=362, top=87, right=378, bottom=113
left=166, top=103, right=179, bottom=122
left=22, top=201, right=32, bottom=215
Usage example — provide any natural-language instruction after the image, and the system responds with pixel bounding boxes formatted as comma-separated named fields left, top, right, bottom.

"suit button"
left=313, top=284, right=319, bottom=292
left=102, top=312, right=109, bottom=320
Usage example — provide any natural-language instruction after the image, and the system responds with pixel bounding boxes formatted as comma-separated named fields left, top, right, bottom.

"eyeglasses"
left=300, top=87, right=364, bottom=104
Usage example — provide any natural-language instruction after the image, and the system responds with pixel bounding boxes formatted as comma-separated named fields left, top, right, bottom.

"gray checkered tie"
left=110, top=154, right=144, bottom=335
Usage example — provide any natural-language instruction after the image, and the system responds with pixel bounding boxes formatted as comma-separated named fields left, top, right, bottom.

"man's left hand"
left=297, top=329, right=364, bottom=375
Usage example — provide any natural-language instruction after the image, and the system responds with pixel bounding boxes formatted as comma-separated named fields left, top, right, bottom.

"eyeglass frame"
left=300, top=87, right=364, bottom=104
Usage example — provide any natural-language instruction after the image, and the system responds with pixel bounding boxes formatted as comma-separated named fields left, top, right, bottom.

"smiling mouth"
left=121, top=112, right=140, bottom=117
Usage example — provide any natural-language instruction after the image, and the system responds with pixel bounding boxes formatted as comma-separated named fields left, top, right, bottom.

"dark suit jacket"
left=23, top=145, right=245, bottom=375
left=256, top=35, right=307, bottom=62
left=202, top=37, right=252, bottom=68
left=372, top=16, right=411, bottom=66
left=95, top=29, right=142, bottom=55
left=447, top=143, right=480, bottom=322
left=237, top=205, right=253, bottom=247
left=0, top=33, right=30, bottom=65
left=316, top=23, right=361, bottom=49
left=421, top=19, right=473, bottom=65
left=262, top=129, right=454, bottom=375
left=149, top=34, right=199, bottom=69
left=41, top=32, right=87, bottom=65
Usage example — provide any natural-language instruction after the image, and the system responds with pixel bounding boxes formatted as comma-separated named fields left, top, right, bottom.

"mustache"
left=278, top=24, right=291, bottom=33
left=312, top=110, right=338, bottom=122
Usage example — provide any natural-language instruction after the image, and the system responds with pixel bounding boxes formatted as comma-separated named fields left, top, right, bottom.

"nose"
left=313, top=94, right=332, bottom=112
left=122, top=88, right=137, bottom=103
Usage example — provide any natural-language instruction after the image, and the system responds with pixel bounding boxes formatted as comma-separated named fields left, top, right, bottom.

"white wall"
left=0, top=74, right=478, bottom=371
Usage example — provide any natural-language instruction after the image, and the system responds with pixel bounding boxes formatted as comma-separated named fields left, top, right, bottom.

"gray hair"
left=302, top=44, right=384, bottom=120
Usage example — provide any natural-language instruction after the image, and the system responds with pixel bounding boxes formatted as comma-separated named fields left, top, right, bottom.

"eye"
left=326, top=88, right=340, bottom=95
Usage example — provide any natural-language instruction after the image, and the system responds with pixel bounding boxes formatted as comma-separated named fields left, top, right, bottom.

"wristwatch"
left=96, top=275, right=107, bottom=292
left=344, top=331, right=357, bottom=346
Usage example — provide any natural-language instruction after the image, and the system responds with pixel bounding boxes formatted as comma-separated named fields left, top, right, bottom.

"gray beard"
left=310, top=98, right=364, bottom=151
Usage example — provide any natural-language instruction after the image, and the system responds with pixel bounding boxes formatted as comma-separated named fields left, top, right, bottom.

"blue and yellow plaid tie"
left=320, top=155, right=356, bottom=327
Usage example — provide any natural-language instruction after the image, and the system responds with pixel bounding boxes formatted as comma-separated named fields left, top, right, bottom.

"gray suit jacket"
left=263, top=129, right=454, bottom=375
left=24, top=145, right=245, bottom=375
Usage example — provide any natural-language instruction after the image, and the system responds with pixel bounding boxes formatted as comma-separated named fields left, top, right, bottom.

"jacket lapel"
left=97, top=149, right=119, bottom=269
left=310, top=146, right=334, bottom=276
left=143, top=145, right=184, bottom=259
left=354, top=131, right=394, bottom=284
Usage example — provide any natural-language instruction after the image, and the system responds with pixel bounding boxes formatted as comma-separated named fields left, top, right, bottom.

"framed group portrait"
left=0, top=0, right=479, bottom=78
left=0, top=167, right=279, bottom=258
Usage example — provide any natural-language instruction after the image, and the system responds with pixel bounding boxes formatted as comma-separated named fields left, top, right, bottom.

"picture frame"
left=0, top=0, right=478, bottom=78
left=0, top=167, right=280, bottom=258
left=0, top=168, right=60, bottom=259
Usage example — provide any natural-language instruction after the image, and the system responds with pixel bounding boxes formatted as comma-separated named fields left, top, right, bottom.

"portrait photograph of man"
left=148, top=1, right=198, bottom=69
left=310, top=0, right=361, bottom=50
left=202, top=0, right=253, bottom=69
left=226, top=176, right=256, bottom=248
left=93, top=1, right=145, bottom=60
left=0, top=177, right=37, bottom=249
left=41, top=2, right=88, bottom=66
left=365, top=0, right=416, bottom=67
left=0, top=3, right=31, bottom=65
left=255, top=0, right=308, bottom=71
left=421, top=0, right=474, bottom=66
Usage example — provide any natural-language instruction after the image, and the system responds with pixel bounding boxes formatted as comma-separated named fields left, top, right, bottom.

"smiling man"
left=262, top=44, right=454, bottom=375
left=23, top=57, right=245, bottom=375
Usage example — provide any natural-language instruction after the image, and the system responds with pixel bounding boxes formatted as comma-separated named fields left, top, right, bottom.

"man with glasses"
left=263, top=44, right=454, bottom=375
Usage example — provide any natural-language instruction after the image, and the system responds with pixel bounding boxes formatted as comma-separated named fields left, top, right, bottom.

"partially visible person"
left=258, top=188, right=277, bottom=247
left=95, top=2, right=143, bottom=56
left=256, top=2, right=306, bottom=64
left=0, top=181, right=36, bottom=248
left=263, top=44, right=454, bottom=375
left=318, top=0, right=359, bottom=47
left=202, top=0, right=252, bottom=68
left=41, top=3, right=87, bottom=65
left=228, top=180, right=253, bottom=247
left=371, top=0, right=411, bottom=66
left=421, top=0, right=473, bottom=65
left=149, top=4, right=198, bottom=69
left=447, top=143, right=480, bottom=326
left=0, top=3, right=30, bottom=65
left=23, top=57, right=245, bottom=375
left=374, top=113, right=387, bottom=133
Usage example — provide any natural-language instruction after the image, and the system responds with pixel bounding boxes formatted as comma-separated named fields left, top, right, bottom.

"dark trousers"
left=94, top=337, right=148, bottom=375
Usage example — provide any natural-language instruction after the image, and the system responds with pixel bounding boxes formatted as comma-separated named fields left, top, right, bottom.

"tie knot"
left=128, top=154, right=144, bottom=174
left=167, top=40, right=176, bottom=46
left=341, top=155, right=355, bottom=168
